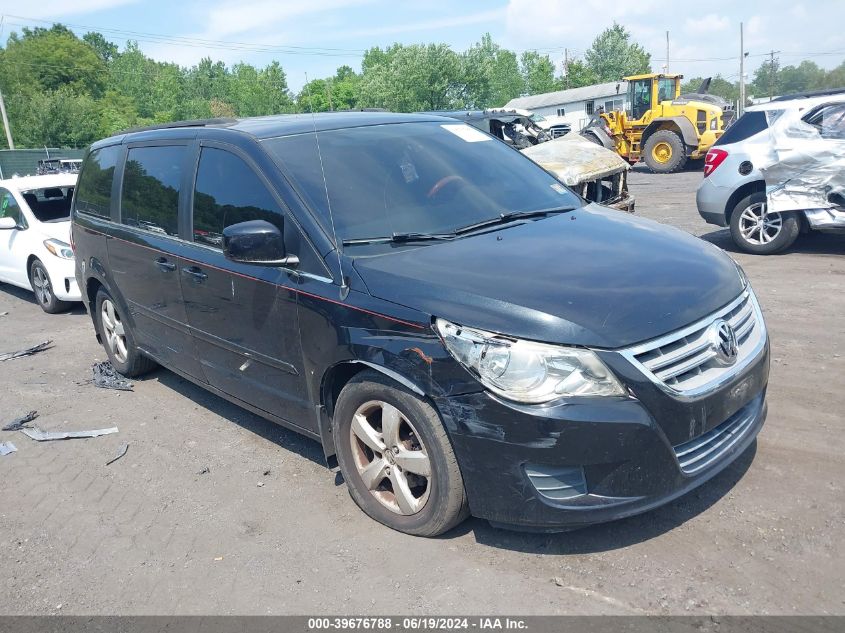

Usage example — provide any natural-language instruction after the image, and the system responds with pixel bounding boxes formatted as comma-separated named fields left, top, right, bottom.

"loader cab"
left=626, top=74, right=682, bottom=122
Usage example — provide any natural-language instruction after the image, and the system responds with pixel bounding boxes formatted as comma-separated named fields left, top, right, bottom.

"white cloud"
left=683, top=13, right=730, bottom=34
left=336, top=8, right=506, bottom=40
left=0, top=0, right=136, bottom=20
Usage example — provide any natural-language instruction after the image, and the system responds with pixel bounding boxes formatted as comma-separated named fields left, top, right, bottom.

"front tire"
left=29, top=259, right=71, bottom=314
left=729, top=193, right=800, bottom=254
left=643, top=130, right=687, bottom=173
left=333, top=370, right=469, bottom=536
left=94, top=288, right=156, bottom=377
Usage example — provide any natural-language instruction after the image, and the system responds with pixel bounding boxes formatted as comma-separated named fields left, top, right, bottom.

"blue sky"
left=2, top=0, right=844, bottom=93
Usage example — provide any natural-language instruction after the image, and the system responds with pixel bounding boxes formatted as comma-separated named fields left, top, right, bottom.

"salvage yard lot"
left=1, top=167, right=843, bottom=615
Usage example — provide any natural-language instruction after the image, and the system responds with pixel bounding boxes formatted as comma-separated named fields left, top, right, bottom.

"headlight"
left=44, top=239, right=73, bottom=259
left=434, top=318, right=625, bottom=403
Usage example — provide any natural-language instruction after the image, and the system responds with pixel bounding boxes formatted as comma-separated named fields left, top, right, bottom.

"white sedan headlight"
left=435, top=318, right=625, bottom=403
left=44, top=239, right=73, bottom=259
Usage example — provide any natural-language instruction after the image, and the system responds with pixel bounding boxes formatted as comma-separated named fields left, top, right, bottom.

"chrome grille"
left=621, top=290, right=765, bottom=396
left=673, top=397, right=759, bottom=474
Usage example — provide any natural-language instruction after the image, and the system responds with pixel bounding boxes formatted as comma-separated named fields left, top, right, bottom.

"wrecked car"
left=697, top=89, right=845, bottom=254
left=73, top=112, right=769, bottom=536
left=522, top=133, right=635, bottom=212
left=436, top=110, right=633, bottom=211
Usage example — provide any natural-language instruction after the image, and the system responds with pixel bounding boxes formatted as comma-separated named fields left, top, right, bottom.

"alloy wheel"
left=738, top=202, right=782, bottom=245
left=101, top=299, right=129, bottom=364
left=32, top=265, right=52, bottom=307
left=349, top=400, right=432, bottom=515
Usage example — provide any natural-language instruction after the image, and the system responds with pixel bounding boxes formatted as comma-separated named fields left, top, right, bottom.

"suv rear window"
left=75, top=145, right=120, bottom=218
left=714, top=111, right=769, bottom=146
left=120, top=146, right=186, bottom=237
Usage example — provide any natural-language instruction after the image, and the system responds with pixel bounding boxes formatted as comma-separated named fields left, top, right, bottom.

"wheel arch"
left=643, top=117, right=698, bottom=150
left=318, top=360, right=428, bottom=460
left=724, top=180, right=766, bottom=223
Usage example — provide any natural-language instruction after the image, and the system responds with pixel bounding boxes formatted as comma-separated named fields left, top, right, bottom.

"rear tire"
left=29, top=259, right=71, bottom=314
left=643, top=130, right=687, bottom=173
left=729, top=193, right=800, bottom=255
left=333, top=370, right=469, bottom=536
left=94, top=288, right=156, bottom=377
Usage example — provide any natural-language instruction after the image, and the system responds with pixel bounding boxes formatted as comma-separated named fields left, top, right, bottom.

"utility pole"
left=768, top=49, right=780, bottom=102
left=0, top=87, right=13, bottom=150
left=664, top=31, right=669, bottom=73
left=563, top=48, right=569, bottom=90
left=739, top=22, right=745, bottom=117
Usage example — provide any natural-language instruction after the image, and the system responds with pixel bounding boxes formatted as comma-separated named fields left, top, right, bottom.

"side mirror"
left=0, top=217, right=18, bottom=230
left=222, top=219, right=298, bottom=267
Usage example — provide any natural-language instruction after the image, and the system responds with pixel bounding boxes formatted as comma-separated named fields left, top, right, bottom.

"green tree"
left=680, top=76, right=740, bottom=103
left=0, top=25, right=107, bottom=97
left=461, top=34, right=522, bottom=107
left=6, top=87, right=101, bottom=146
left=560, top=59, right=598, bottom=89
left=584, top=23, right=651, bottom=82
left=83, top=31, right=119, bottom=63
left=359, top=43, right=462, bottom=111
left=519, top=51, right=558, bottom=95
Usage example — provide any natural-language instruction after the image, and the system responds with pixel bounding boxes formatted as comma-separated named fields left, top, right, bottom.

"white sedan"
left=0, top=173, right=81, bottom=313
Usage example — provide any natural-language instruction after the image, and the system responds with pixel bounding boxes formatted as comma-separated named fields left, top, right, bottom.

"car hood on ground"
left=352, top=205, right=744, bottom=349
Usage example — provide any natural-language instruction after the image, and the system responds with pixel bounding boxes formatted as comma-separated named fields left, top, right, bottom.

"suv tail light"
left=704, top=148, right=728, bottom=177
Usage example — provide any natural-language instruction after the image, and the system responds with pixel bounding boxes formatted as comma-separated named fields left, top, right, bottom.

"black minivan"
left=72, top=113, right=769, bottom=536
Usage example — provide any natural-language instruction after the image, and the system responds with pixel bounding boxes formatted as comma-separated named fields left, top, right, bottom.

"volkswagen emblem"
left=710, top=319, right=738, bottom=365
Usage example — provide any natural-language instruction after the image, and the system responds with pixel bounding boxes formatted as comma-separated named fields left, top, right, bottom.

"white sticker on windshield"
left=440, top=124, right=491, bottom=143
left=551, top=183, right=567, bottom=195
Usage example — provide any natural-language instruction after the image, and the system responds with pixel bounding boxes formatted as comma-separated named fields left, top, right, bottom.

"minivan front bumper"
left=435, top=338, right=769, bottom=531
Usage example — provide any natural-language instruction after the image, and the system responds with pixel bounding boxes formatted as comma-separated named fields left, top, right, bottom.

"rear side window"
left=75, top=145, right=120, bottom=218
left=804, top=103, right=845, bottom=139
left=120, top=146, right=186, bottom=237
left=0, top=189, right=26, bottom=228
left=192, top=147, right=284, bottom=248
left=714, top=111, right=768, bottom=146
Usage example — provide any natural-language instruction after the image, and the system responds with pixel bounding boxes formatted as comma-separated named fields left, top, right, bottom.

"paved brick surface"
left=0, top=167, right=843, bottom=615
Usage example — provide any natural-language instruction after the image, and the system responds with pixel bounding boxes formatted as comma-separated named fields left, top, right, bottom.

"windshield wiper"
left=452, top=206, right=578, bottom=235
left=342, top=231, right=456, bottom=246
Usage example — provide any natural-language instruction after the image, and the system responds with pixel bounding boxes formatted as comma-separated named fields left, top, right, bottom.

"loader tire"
left=643, top=130, right=687, bottom=173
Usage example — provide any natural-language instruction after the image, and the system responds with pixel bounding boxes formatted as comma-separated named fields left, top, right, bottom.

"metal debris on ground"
left=92, top=361, right=134, bottom=391
left=0, top=311, right=8, bottom=316
left=197, top=466, right=210, bottom=475
left=0, top=441, right=17, bottom=456
left=2, top=410, right=38, bottom=432
left=21, top=426, right=119, bottom=441
left=106, top=443, right=129, bottom=465
left=0, top=340, right=53, bottom=362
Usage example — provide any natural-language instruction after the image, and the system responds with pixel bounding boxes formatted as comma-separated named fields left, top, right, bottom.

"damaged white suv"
left=697, top=90, right=845, bottom=254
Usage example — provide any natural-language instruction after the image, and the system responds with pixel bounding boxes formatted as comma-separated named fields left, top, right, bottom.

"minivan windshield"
left=263, top=121, right=580, bottom=244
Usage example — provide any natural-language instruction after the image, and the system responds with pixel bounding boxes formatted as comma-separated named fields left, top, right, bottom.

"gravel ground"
left=0, top=166, right=843, bottom=615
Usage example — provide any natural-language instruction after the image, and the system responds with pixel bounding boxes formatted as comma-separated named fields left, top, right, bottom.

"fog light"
left=524, top=464, right=587, bottom=501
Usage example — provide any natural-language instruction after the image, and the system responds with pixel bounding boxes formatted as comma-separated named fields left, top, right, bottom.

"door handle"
left=154, top=257, right=176, bottom=272
left=182, top=266, right=208, bottom=282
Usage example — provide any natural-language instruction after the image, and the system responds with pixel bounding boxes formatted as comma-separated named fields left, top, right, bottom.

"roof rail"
left=772, top=87, right=845, bottom=102
left=116, top=118, right=238, bottom=136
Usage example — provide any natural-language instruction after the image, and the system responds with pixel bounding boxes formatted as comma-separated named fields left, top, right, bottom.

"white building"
left=505, top=81, right=628, bottom=131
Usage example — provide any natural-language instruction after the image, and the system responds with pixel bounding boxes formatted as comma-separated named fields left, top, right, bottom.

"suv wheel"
left=333, top=370, right=469, bottom=536
left=729, top=193, right=800, bottom=254
left=30, top=259, right=71, bottom=314
left=94, top=288, right=157, bottom=377
left=643, top=130, right=687, bottom=173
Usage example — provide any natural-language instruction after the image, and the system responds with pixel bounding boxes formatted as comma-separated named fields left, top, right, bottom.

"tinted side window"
left=121, top=146, right=186, bottom=237
left=75, top=145, right=120, bottom=218
left=714, top=111, right=769, bottom=146
left=0, top=189, right=26, bottom=228
left=192, top=147, right=284, bottom=248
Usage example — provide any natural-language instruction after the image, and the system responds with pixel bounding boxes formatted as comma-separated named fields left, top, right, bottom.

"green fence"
left=0, top=148, right=86, bottom=180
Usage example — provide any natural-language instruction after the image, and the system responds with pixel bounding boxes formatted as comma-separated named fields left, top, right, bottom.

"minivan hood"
left=352, top=205, right=744, bottom=349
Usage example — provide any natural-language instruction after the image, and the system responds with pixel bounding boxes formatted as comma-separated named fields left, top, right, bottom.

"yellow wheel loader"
left=581, top=74, right=734, bottom=173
